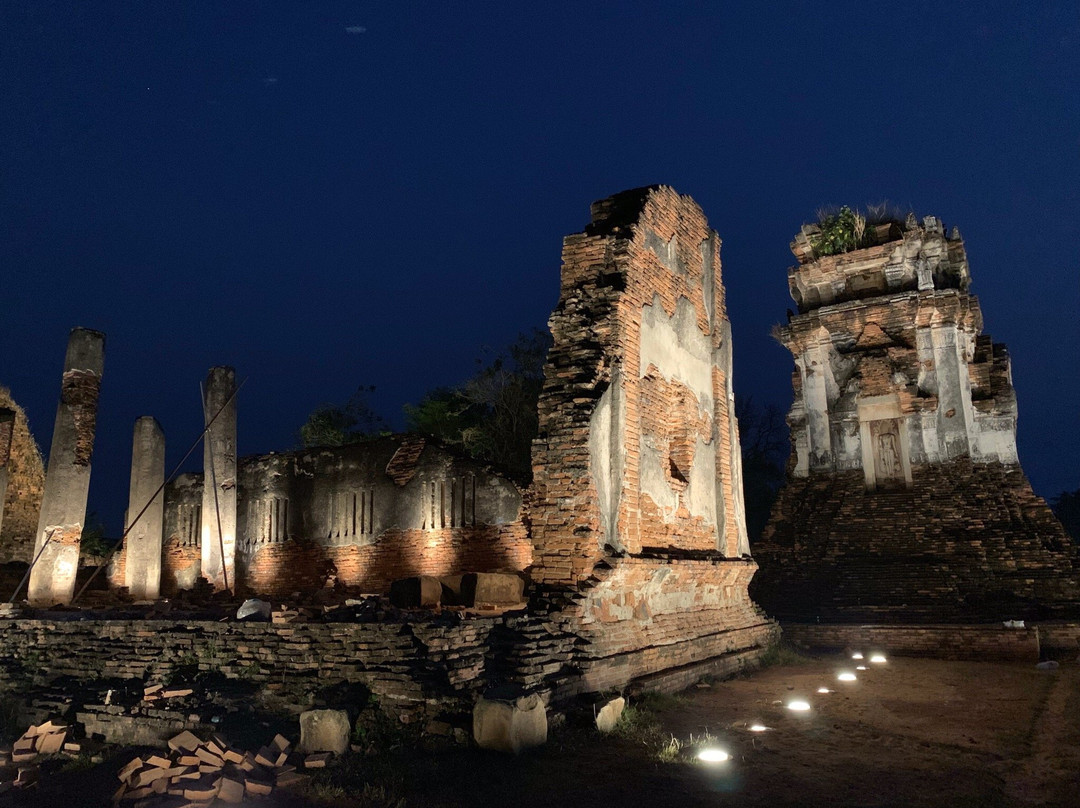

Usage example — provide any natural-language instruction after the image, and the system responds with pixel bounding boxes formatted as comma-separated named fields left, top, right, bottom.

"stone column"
left=201, top=367, right=237, bottom=592
left=0, top=409, right=15, bottom=542
left=27, top=328, right=105, bottom=606
left=124, top=416, right=165, bottom=600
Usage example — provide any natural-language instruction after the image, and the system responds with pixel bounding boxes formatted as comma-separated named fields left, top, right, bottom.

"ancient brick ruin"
left=751, top=216, right=1080, bottom=623
left=529, top=185, right=775, bottom=691
left=109, top=434, right=531, bottom=598
left=0, top=389, right=44, bottom=565
left=0, top=187, right=779, bottom=736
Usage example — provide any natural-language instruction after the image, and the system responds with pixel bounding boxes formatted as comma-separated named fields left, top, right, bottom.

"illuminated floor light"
left=786, top=700, right=811, bottom=712
left=870, top=653, right=887, bottom=664
left=856, top=665, right=868, bottom=671
left=851, top=652, right=864, bottom=659
left=837, top=672, right=857, bottom=682
left=697, top=748, right=730, bottom=763
left=748, top=724, right=769, bottom=732
left=817, top=687, right=831, bottom=694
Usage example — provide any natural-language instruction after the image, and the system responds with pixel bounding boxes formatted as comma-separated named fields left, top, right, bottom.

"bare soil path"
left=10, top=655, right=1079, bottom=807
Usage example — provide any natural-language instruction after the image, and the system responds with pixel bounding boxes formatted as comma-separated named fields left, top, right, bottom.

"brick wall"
left=752, top=459, right=1080, bottom=622
left=0, top=388, right=44, bottom=564
left=782, top=622, right=1041, bottom=662
left=530, top=185, right=743, bottom=585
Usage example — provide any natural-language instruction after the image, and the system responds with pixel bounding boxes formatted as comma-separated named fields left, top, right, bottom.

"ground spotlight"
left=869, top=653, right=887, bottom=664
left=856, top=665, right=867, bottom=671
left=817, top=687, right=831, bottom=694
left=698, top=748, right=731, bottom=763
left=786, top=700, right=811, bottom=712
left=748, top=724, right=769, bottom=732
left=837, top=672, right=857, bottom=682
left=851, top=652, right=864, bottom=659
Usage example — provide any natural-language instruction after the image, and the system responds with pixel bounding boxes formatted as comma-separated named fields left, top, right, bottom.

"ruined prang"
left=27, top=328, right=105, bottom=606
left=751, top=215, right=1080, bottom=622
left=530, top=186, right=776, bottom=689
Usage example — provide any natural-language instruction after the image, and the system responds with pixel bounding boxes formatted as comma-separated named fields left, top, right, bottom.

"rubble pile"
left=112, top=729, right=310, bottom=805
left=0, top=719, right=81, bottom=793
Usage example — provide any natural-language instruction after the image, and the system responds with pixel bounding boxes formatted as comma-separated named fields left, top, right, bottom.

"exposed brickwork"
left=530, top=186, right=740, bottom=584
left=243, top=524, right=532, bottom=597
left=0, top=388, right=45, bottom=564
left=782, top=622, right=1041, bottom=662
left=60, top=369, right=102, bottom=467
left=384, top=436, right=426, bottom=486
left=528, top=186, right=774, bottom=693
left=758, top=217, right=1080, bottom=624
left=752, top=461, right=1080, bottom=622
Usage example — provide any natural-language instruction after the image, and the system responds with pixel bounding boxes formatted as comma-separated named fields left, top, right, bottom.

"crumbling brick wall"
left=110, top=436, right=532, bottom=597
left=528, top=187, right=775, bottom=691
left=0, top=387, right=45, bottom=564
left=531, top=186, right=748, bottom=586
left=756, top=217, right=1080, bottom=622
left=752, top=460, right=1080, bottom=622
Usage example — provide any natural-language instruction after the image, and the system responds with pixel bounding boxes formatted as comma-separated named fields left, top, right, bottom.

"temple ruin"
left=6, top=190, right=1078, bottom=749
left=0, top=187, right=777, bottom=733
left=751, top=215, right=1080, bottom=624
left=0, top=388, right=45, bottom=566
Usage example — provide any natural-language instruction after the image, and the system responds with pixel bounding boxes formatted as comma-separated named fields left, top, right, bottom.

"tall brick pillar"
left=0, top=409, right=15, bottom=543
left=201, top=367, right=237, bottom=592
left=124, top=416, right=165, bottom=600
left=27, top=328, right=105, bottom=606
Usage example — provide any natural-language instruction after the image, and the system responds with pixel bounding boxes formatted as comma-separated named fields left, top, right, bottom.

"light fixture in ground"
left=748, top=724, right=769, bottom=732
left=817, top=687, right=831, bottom=694
left=870, top=653, right=887, bottom=664
left=697, top=748, right=731, bottom=763
left=857, top=665, right=868, bottom=671
left=851, top=652, right=864, bottom=659
left=786, top=700, right=811, bottom=712
left=837, top=672, right=857, bottom=682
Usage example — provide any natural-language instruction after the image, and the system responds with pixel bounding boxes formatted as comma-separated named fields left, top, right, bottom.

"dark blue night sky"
left=2, top=2, right=1077, bottom=533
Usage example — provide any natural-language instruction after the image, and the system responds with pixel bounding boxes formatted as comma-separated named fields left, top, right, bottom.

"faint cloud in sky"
left=345, top=25, right=367, bottom=34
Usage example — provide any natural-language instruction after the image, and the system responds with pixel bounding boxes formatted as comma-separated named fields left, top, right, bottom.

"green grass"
left=758, top=640, right=812, bottom=669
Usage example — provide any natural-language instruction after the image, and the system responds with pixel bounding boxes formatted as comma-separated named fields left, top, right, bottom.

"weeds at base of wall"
left=612, top=691, right=691, bottom=762
left=756, top=639, right=812, bottom=670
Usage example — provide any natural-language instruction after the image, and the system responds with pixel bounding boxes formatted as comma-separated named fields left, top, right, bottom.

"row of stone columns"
left=21, top=327, right=237, bottom=606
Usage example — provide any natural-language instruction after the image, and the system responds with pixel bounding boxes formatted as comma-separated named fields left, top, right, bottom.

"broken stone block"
left=168, top=730, right=202, bottom=753
left=388, top=575, right=443, bottom=608
left=594, top=696, right=626, bottom=733
left=245, top=775, right=273, bottom=796
left=298, top=709, right=350, bottom=755
left=217, top=776, right=245, bottom=804
left=461, top=572, right=525, bottom=607
left=236, top=598, right=271, bottom=621
left=183, top=773, right=220, bottom=801
left=304, top=752, right=332, bottom=768
left=473, top=692, right=547, bottom=754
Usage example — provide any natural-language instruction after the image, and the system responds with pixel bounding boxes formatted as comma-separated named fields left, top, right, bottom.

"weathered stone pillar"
left=27, top=328, right=105, bottom=606
left=201, top=367, right=237, bottom=592
left=124, top=416, right=165, bottom=600
left=0, top=409, right=15, bottom=543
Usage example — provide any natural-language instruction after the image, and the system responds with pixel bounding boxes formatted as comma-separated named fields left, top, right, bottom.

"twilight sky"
left=2, top=1, right=1077, bottom=534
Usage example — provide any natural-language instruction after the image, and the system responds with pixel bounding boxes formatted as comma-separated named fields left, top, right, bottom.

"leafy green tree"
left=299, top=386, right=388, bottom=448
left=1050, top=489, right=1080, bottom=542
left=736, top=396, right=788, bottom=543
left=405, top=329, right=551, bottom=481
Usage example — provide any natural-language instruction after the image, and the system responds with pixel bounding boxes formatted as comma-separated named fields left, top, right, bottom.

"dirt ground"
left=11, top=654, right=1080, bottom=807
